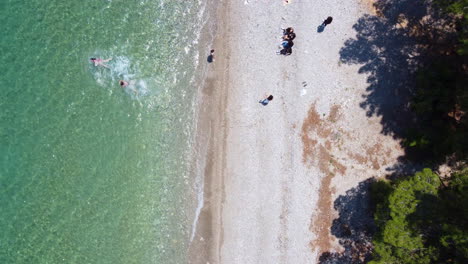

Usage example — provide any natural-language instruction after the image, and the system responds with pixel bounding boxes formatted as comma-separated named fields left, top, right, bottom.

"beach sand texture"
left=190, top=0, right=403, bottom=263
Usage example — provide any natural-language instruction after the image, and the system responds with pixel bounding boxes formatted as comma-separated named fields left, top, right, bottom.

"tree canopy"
left=405, top=0, right=468, bottom=162
left=370, top=169, right=468, bottom=263
left=437, top=0, right=468, bottom=55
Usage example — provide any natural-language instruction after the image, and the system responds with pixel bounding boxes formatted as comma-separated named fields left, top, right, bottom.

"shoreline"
left=188, top=0, right=230, bottom=262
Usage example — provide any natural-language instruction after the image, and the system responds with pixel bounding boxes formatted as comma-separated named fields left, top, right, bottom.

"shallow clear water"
left=0, top=0, right=207, bottom=263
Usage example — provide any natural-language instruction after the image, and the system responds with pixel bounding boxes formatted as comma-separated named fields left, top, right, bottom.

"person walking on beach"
left=322, top=16, right=333, bottom=26
left=90, top=57, right=112, bottom=68
left=318, top=17, right=333, bottom=32
left=259, top=95, right=274, bottom=106
left=207, top=49, right=215, bottom=63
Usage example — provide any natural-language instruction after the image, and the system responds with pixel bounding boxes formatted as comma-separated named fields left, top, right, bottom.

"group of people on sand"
left=90, top=57, right=129, bottom=88
left=277, top=27, right=296, bottom=56
left=261, top=16, right=333, bottom=105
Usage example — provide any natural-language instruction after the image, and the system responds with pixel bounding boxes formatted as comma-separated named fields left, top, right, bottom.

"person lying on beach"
left=90, top=57, right=112, bottom=68
left=259, top=95, right=274, bottom=106
left=119, top=80, right=129, bottom=87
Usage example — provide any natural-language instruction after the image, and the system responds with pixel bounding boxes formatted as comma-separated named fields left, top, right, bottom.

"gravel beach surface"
left=189, top=1, right=404, bottom=263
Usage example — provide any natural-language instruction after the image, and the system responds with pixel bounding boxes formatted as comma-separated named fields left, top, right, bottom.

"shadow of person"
left=207, top=54, right=214, bottom=63
left=317, top=24, right=325, bottom=33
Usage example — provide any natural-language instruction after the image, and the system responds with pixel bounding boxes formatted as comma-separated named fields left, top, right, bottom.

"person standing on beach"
left=322, top=16, right=333, bottom=26
left=259, top=95, right=274, bottom=106
left=207, top=49, right=215, bottom=63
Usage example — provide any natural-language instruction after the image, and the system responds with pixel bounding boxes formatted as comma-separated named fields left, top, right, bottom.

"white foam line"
left=189, top=75, right=210, bottom=243
left=190, top=170, right=205, bottom=242
left=188, top=0, right=212, bottom=243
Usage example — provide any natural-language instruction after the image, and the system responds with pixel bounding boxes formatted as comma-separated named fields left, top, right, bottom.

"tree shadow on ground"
left=319, top=1, right=463, bottom=261
left=318, top=179, right=376, bottom=264
left=339, top=0, right=460, bottom=163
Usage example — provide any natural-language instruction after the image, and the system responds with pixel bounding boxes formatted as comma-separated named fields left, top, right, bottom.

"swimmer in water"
left=120, top=80, right=139, bottom=96
left=119, top=80, right=129, bottom=87
left=90, top=57, right=112, bottom=68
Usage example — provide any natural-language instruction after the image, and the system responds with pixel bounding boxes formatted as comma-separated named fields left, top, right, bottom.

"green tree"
left=370, top=169, right=440, bottom=264
left=436, top=169, right=468, bottom=262
left=370, top=168, right=468, bottom=263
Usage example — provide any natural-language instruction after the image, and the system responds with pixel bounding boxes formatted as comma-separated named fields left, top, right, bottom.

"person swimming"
left=90, top=57, right=112, bottom=68
left=119, top=80, right=129, bottom=87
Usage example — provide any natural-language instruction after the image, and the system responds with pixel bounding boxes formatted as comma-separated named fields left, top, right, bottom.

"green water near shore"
left=0, top=0, right=207, bottom=263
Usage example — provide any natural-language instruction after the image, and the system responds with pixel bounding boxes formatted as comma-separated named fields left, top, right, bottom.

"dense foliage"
left=370, top=169, right=468, bottom=263
left=371, top=1, right=468, bottom=262
left=405, top=0, right=468, bottom=161
left=437, top=0, right=468, bottom=55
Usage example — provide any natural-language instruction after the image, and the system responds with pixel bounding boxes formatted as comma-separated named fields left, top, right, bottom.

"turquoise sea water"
left=0, top=0, right=208, bottom=263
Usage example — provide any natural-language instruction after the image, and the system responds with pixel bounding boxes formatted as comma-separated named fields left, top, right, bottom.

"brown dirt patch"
left=301, top=103, right=321, bottom=164
left=365, top=143, right=384, bottom=170
left=325, top=140, right=332, bottom=150
left=318, top=145, right=332, bottom=173
left=333, top=160, right=347, bottom=175
left=371, top=157, right=381, bottom=170
left=318, top=127, right=333, bottom=139
left=348, top=152, right=367, bottom=164
left=302, top=104, right=348, bottom=254
left=328, top=105, right=341, bottom=123
left=309, top=172, right=335, bottom=254
left=302, top=137, right=318, bottom=165
left=366, top=143, right=382, bottom=156
left=302, top=103, right=321, bottom=132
